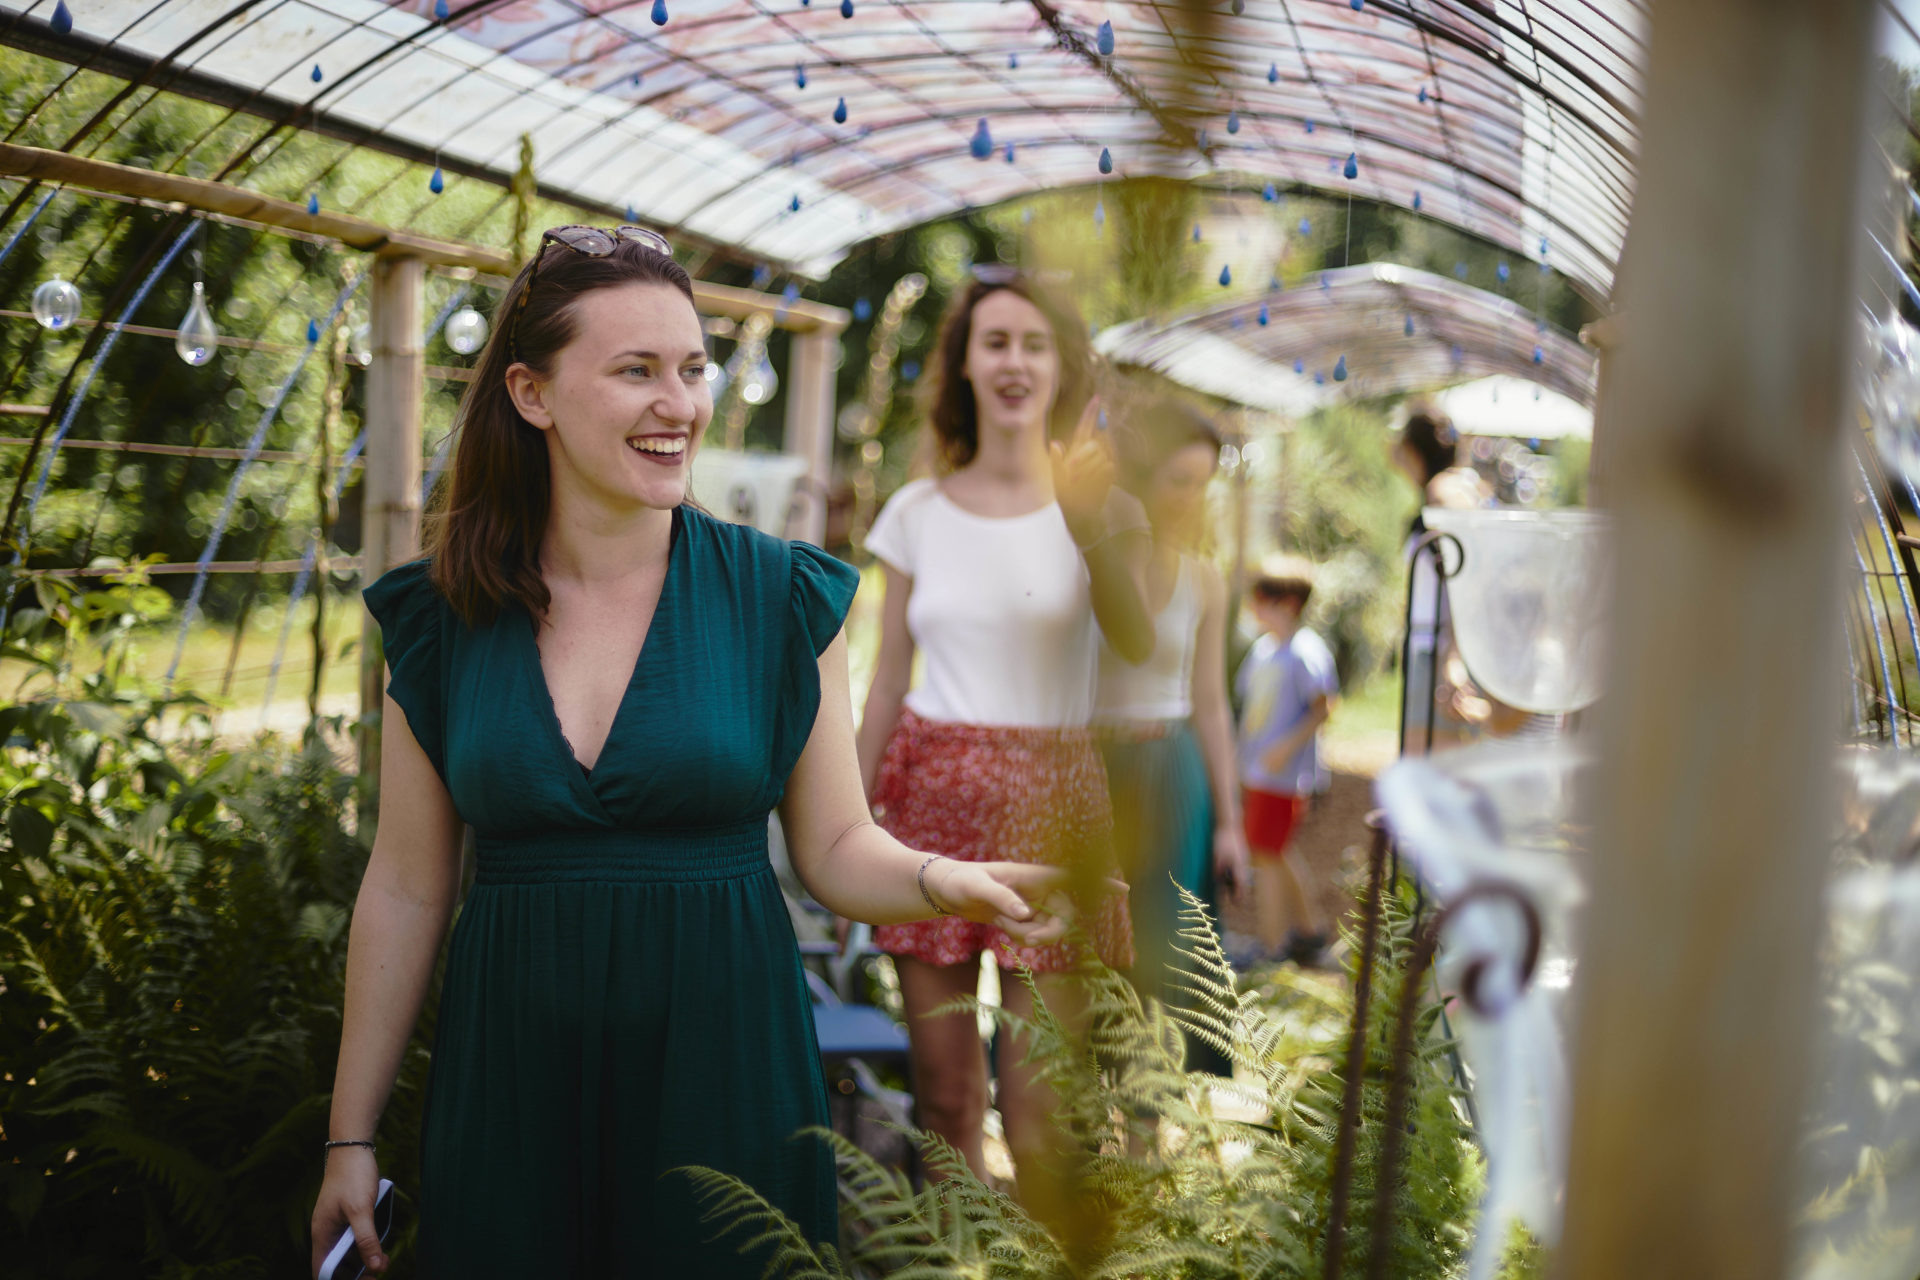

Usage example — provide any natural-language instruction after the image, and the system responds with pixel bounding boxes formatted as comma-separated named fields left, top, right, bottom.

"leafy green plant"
left=0, top=576, right=434, bottom=1278
left=686, top=886, right=1504, bottom=1279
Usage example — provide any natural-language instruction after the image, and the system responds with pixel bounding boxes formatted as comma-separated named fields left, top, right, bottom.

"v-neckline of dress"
left=524, top=505, right=685, bottom=787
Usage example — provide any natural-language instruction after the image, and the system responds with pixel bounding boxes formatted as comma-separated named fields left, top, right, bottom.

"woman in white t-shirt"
left=857, top=272, right=1151, bottom=1220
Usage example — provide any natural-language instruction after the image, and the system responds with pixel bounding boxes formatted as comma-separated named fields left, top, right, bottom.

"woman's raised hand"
left=930, top=860, right=1077, bottom=946
left=311, top=1146, right=387, bottom=1277
left=1050, top=397, right=1117, bottom=547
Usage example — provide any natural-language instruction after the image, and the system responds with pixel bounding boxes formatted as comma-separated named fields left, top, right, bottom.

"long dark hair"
left=425, top=237, right=696, bottom=626
left=924, top=275, right=1092, bottom=472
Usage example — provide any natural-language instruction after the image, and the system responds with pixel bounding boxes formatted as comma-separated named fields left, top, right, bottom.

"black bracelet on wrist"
left=324, top=1139, right=376, bottom=1156
left=917, top=855, right=952, bottom=916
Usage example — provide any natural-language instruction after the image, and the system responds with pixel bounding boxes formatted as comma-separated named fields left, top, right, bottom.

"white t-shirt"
left=865, top=478, right=1101, bottom=728
left=1095, top=555, right=1201, bottom=723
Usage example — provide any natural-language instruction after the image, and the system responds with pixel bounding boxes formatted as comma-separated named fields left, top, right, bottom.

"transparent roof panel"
left=8, top=0, right=1645, bottom=288
left=1094, top=262, right=1598, bottom=414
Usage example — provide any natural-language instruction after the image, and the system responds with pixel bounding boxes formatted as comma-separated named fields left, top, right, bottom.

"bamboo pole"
left=0, top=143, right=849, bottom=334
left=1561, top=3, right=1877, bottom=1276
left=358, top=256, right=426, bottom=805
left=782, top=329, right=840, bottom=545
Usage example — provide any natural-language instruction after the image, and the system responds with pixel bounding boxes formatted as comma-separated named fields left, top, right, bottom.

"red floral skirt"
left=871, top=709, right=1133, bottom=973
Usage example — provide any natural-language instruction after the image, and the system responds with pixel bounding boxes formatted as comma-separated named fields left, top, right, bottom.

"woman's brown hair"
left=424, top=236, right=696, bottom=627
left=923, top=275, right=1093, bottom=472
left=1115, top=393, right=1223, bottom=499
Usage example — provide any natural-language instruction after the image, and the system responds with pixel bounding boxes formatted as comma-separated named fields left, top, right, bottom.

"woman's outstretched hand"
left=1050, top=397, right=1117, bottom=547
left=311, top=1146, right=386, bottom=1277
left=928, top=860, right=1130, bottom=947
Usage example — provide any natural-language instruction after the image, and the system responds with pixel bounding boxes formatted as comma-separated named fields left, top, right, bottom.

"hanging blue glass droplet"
left=782, top=283, right=801, bottom=306
left=1192, top=224, right=1203, bottom=243
left=1097, top=20, right=1114, bottom=56
left=1320, top=272, right=1331, bottom=291
left=1009, top=53, right=1019, bottom=69
left=1293, top=358, right=1305, bottom=374
left=969, top=118, right=992, bottom=159
left=1532, top=344, right=1544, bottom=365
left=626, top=205, right=638, bottom=222
left=1412, top=190, right=1423, bottom=211
left=901, top=360, right=920, bottom=382
left=853, top=298, right=872, bottom=322
left=1350, top=0, right=1363, bottom=9
left=796, top=64, right=807, bottom=89
left=833, top=97, right=847, bottom=124
left=50, top=0, right=72, bottom=34
left=840, top=0, right=853, bottom=17
left=1227, top=110, right=1241, bottom=134
left=1333, top=355, right=1348, bottom=381
left=790, top=194, right=802, bottom=212
left=1262, top=183, right=1277, bottom=202
left=1094, top=200, right=1105, bottom=228
left=1297, top=217, right=1311, bottom=235
left=435, top=0, right=450, bottom=18
left=1343, top=152, right=1358, bottom=180
left=1314, top=370, right=1326, bottom=385
left=1304, top=119, right=1315, bottom=133
left=1539, top=236, right=1549, bottom=256
left=1450, top=343, right=1464, bottom=365
left=1453, top=261, right=1468, bottom=279
left=1497, top=260, right=1510, bottom=283
left=1270, top=275, right=1281, bottom=292
left=1418, top=85, right=1427, bottom=103
left=307, top=319, right=321, bottom=345
left=1004, top=142, right=1016, bottom=164
left=652, top=0, right=668, bottom=22
left=1404, top=314, right=1415, bottom=337
left=1098, top=147, right=1113, bottom=175
left=311, top=64, right=324, bottom=83
left=1258, top=304, right=1269, bottom=326
left=308, top=194, right=320, bottom=215
left=1218, top=264, right=1232, bottom=287
left=1268, top=63, right=1280, bottom=84
left=632, top=72, right=643, bottom=87
left=430, top=166, right=444, bottom=194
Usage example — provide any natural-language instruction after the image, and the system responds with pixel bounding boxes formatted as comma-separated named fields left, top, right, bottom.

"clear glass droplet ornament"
left=444, top=306, right=488, bottom=356
left=175, top=281, right=218, bottom=366
left=349, top=322, right=373, bottom=368
left=31, top=275, right=81, bottom=330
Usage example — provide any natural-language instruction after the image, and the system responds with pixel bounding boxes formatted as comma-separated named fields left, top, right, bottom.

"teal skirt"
left=1099, top=724, right=1215, bottom=1000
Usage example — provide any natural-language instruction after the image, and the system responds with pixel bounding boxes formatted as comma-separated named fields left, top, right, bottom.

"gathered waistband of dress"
left=894, top=706, right=1096, bottom=748
left=473, top=820, right=769, bottom=885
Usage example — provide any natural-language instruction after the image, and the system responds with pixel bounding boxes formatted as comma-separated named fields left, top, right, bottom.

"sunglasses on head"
left=510, top=224, right=674, bottom=362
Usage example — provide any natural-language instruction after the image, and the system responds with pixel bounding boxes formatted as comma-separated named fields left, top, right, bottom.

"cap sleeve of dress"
left=361, top=559, right=450, bottom=785
left=772, top=540, right=861, bottom=788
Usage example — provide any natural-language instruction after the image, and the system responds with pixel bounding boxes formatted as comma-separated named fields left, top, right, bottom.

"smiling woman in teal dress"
left=307, top=229, right=1075, bottom=1279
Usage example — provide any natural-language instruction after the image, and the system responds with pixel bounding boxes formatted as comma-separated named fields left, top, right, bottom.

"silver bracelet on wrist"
left=323, top=1139, right=376, bottom=1158
left=917, top=854, right=952, bottom=916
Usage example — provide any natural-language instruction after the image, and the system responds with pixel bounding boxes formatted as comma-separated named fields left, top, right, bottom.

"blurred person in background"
left=1393, top=405, right=1528, bottom=752
left=1096, top=395, right=1250, bottom=1069
left=855, top=270, right=1152, bottom=1233
left=1236, top=555, right=1337, bottom=966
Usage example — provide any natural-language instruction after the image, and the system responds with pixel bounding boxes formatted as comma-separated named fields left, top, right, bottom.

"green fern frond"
left=675, top=1165, right=849, bottom=1280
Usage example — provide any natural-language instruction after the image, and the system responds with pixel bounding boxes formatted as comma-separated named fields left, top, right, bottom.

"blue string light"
left=50, top=1, right=72, bottom=34
left=1004, top=142, right=1016, bottom=164
left=1304, top=119, right=1315, bottom=133
left=1098, top=147, right=1113, bottom=174
left=1258, top=303, right=1269, bottom=326
left=1412, top=190, right=1423, bottom=211
left=435, top=0, right=450, bottom=18
left=430, top=166, right=444, bottom=194
left=796, top=64, right=807, bottom=88
left=311, top=64, right=323, bottom=83
left=651, top=0, right=668, bottom=23
left=790, top=194, right=802, bottom=212
left=308, top=194, right=321, bottom=215
left=1097, top=20, right=1114, bottom=55
left=1218, top=264, right=1231, bottom=287
left=833, top=97, right=848, bottom=123
left=1343, top=152, right=1358, bottom=180
left=1293, top=359, right=1305, bottom=373
left=840, top=0, right=853, bottom=17
left=1268, top=63, right=1280, bottom=84
left=1418, top=85, right=1428, bottom=103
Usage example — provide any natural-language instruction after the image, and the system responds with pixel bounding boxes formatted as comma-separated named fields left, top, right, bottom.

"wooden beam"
left=0, top=143, right=848, bottom=333
left=782, top=329, right=839, bottom=545
left=1561, top=3, right=1876, bottom=1277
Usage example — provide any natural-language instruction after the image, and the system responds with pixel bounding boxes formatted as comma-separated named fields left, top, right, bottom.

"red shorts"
left=1243, top=787, right=1308, bottom=860
left=869, top=709, right=1133, bottom=973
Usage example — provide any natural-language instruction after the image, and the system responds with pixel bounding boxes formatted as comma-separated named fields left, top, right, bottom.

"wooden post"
left=1561, top=4, right=1876, bottom=1277
left=358, top=254, right=426, bottom=801
left=782, top=328, right=840, bottom=546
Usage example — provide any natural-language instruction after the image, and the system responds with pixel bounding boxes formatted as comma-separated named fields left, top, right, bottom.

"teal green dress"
left=362, top=504, right=858, bottom=1278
